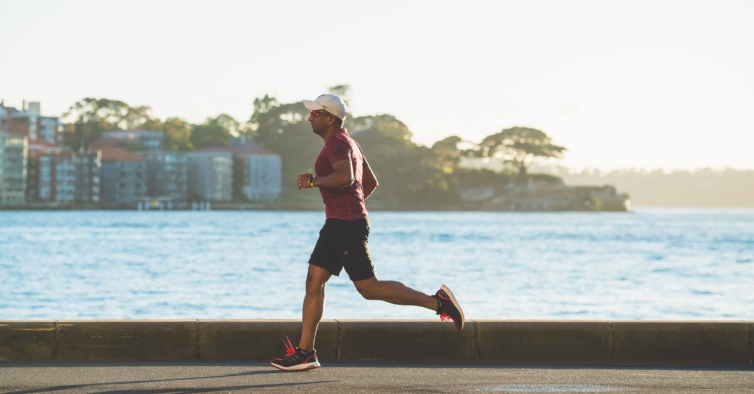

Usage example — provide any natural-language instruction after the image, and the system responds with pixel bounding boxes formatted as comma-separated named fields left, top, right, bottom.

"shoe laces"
left=439, top=312, right=453, bottom=322
left=283, top=337, right=296, bottom=357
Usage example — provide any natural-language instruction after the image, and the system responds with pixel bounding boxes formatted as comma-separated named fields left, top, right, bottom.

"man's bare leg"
left=299, top=264, right=332, bottom=352
left=353, top=276, right=438, bottom=310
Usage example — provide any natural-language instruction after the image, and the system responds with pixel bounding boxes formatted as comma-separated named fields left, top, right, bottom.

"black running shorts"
left=308, top=217, right=375, bottom=282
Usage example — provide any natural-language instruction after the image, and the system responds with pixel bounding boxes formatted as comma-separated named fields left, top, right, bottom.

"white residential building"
left=233, top=147, right=282, bottom=202
left=186, top=150, right=233, bottom=202
left=0, top=133, right=28, bottom=205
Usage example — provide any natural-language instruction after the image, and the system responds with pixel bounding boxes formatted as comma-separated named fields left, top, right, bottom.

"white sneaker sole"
left=441, top=284, right=465, bottom=330
left=270, top=360, right=321, bottom=371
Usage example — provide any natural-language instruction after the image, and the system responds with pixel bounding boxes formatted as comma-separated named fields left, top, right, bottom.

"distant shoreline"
left=4, top=204, right=753, bottom=211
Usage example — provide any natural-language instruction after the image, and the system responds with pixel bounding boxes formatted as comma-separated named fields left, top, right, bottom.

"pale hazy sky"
left=1, top=0, right=752, bottom=170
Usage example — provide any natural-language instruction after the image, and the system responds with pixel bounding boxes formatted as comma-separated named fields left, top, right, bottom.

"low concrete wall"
left=1, top=320, right=752, bottom=367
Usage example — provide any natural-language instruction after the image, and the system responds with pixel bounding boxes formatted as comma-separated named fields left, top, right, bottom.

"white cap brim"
left=303, top=100, right=324, bottom=111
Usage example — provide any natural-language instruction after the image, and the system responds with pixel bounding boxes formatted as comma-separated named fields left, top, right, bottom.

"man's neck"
left=320, top=127, right=343, bottom=141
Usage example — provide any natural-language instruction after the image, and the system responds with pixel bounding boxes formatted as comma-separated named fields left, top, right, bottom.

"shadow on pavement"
left=0, top=363, right=273, bottom=369
left=5, top=369, right=337, bottom=394
left=90, top=382, right=336, bottom=394
left=322, top=362, right=754, bottom=371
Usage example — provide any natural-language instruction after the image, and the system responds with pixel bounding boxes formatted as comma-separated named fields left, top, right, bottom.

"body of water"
left=1, top=209, right=752, bottom=320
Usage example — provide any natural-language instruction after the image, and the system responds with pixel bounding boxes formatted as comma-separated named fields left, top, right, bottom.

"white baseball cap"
left=303, top=94, right=347, bottom=120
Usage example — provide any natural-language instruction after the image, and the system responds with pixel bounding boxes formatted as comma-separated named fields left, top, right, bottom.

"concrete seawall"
left=1, top=320, right=752, bottom=367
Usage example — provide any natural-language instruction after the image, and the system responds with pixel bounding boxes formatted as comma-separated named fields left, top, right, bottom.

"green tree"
left=63, top=98, right=163, bottom=150
left=123, top=105, right=161, bottom=130
left=214, top=114, right=240, bottom=135
left=479, top=127, right=565, bottom=178
left=351, top=115, right=456, bottom=207
left=162, top=117, right=194, bottom=151
left=431, top=135, right=463, bottom=173
left=63, top=98, right=130, bottom=149
left=190, top=114, right=236, bottom=149
left=251, top=98, right=322, bottom=194
left=251, top=95, right=278, bottom=117
left=328, top=84, right=351, bottom=106
left=350, top=114, right=413, bottom=141
left=250, top=96, right=457, bottom=206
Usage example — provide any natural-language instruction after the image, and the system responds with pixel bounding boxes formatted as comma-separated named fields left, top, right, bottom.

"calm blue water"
left=1, top=210, right=752, bottom=320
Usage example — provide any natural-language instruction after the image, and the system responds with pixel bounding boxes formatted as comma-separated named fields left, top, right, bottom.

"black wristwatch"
left=309, top=176, right=317, bottom=188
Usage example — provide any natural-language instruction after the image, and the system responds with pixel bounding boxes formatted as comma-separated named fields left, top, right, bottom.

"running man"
left=270, top=94, right=464, bottom=371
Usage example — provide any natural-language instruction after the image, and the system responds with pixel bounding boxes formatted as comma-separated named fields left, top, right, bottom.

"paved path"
left=0, top=363, right=752, bottom=393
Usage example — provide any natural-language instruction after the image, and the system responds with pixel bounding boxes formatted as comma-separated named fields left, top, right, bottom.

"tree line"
left=63, top=98, right=237, bottom=152
left=63, top=91, right=565, bottom=208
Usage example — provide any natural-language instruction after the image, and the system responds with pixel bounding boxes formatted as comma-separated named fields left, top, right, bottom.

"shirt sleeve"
left=327, top=138, right=352, bottom=164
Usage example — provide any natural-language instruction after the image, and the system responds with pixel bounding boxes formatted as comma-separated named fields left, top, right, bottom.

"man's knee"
left=305, top=272, right=328, bottom=295
left=357, top=286, right=378, bottom=300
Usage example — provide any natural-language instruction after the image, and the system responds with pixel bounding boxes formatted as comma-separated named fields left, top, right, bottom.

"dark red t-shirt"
left=315, top=128, right=368, bottom=220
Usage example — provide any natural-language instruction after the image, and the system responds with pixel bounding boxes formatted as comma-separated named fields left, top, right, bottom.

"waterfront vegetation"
left=60, top=90, right=754, bottom=210
left=62, top=89, right=573, bottom=209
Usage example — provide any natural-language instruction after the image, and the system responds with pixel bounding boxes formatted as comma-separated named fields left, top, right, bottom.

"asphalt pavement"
left=0, top=363, right=752, bottom=393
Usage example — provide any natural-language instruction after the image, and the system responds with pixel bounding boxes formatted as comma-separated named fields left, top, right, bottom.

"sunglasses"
left=310, top=110, right=330, bottom=118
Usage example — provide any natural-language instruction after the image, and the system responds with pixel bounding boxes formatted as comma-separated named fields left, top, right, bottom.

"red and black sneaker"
left=270, top=337, right=320, bottom=371
left=433, top=284, right=465, bottom=330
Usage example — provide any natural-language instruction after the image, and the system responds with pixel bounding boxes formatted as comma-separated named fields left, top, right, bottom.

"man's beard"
left=312, top=126, right=326, bottom=137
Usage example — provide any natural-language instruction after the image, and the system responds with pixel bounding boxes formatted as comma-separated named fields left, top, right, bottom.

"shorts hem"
left=308, top=261, right=341, bottom=277
left=348, top=272, right=376, bottom=282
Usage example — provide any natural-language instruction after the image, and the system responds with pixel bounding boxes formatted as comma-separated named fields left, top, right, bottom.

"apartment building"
left=25, top=140, right=76, bottom=204
left=0, top=101, right=60, bottom=144
left=102, top=130, right=163, bottom=151
left=138, top=151, right=188, bottom=201
left=26, top=140, right=61, bottom=202
left=200, top=140, right=282, bottom=202
left=73, top=149, right=101, bottom=204
left=26, top=139, right=101, bottom=205
left=99, top=147, right=147, bottom=206
left=0, top=105, right=8, bottom=133
left=0, top=133, right=28, bottom=205
left=54, top=151, right=76, bottom=204
left=231, top=147, right=282, bottom=202
left=186, top=150, right=232, bottom=202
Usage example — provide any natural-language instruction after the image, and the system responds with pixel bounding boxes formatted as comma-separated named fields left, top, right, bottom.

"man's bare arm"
left=297, top=160, right=354, bottom=190
left=362, top=160, right=379, bottom=200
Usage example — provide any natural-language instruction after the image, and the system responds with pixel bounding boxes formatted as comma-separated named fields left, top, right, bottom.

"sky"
left=1, top=0, right=752, bottom=171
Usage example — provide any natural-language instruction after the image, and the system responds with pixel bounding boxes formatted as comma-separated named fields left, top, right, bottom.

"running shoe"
left=433, top=284, right=465, bottom=330
left=270, top=337, right=320, bottom=371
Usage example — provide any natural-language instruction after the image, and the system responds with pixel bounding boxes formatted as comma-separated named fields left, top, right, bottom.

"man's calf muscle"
left=353, top=277, right=437, bottom=310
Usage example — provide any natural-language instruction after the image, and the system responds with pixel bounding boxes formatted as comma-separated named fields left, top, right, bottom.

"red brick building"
left=25, top=140, right=76, bottom=204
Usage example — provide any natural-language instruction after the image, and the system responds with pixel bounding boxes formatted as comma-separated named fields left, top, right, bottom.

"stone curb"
left=1, top=320, right=752, bottom=367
